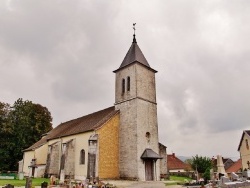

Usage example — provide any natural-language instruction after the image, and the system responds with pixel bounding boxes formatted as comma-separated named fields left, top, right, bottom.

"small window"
left=127, top=76, right=130, bottom=91
left=80, top=149, right=85, bottom=164
left=146, top=132, right=151, bottom=143
left=122, top=79, right=125, bottom=94
left=246, top=139, right=249, bottom=150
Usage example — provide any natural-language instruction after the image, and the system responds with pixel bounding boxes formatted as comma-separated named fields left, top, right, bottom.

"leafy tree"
left=0, top=102, right=12, bottom=170
left=190, top=155, right=212, bottom=174
left=0, top=99, right=53, bottom=170
left=203, top=167, right=211, bottom=183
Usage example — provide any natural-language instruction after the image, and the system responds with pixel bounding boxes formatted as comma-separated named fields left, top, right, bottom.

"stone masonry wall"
left=115, top=63, right=160, bottom=180
left=116, top=100, right=138, bottom=179
left=136, top=99, right=160, bottom=180
left=159, top=143, right=167, bottom=177
left=64, top=140, right=75, bottom=176
left=48, top=143, right=60, bottom=175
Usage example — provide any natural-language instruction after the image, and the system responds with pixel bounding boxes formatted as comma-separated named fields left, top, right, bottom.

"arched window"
left=122, top=79, right=125, bottom=94
left=80, top=149, right=85, bottom=164
left=127, top=76, right=130, bottom=91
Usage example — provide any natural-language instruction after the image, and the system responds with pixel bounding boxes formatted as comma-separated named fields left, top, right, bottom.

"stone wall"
left=48, top=142, right=60, bottom=175
left=64, top=140, right=75, bottom=176
left=159, top=143, right=167, bottom=178
left=115, top=63, right=160, bottom=180
left=116, top=100, right=138, bottom=179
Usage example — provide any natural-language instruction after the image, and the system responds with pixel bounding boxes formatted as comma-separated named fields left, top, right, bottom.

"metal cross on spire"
left=133, top=23, right=137, bottom=43
left=133, top=23, right=136, bottom=35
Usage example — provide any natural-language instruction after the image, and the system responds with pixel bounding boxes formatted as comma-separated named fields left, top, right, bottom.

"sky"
left=1, top=0, right=250, bottom=160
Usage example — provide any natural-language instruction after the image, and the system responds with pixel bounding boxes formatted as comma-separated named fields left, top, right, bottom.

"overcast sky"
left=1, top=0, right=250, bottom=160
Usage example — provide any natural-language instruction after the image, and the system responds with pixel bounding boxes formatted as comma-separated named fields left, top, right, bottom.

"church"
left=21, top=31, right=167, bottom=181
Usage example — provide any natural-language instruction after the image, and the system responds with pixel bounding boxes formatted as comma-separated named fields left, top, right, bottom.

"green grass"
left=0, top=178, right=49, bottom=186
left=165, top=175, right=192, bottom=186
left=169, top=175, right=192, bottom=182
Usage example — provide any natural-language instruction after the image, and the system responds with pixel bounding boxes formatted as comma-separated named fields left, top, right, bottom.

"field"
left=0, top=178, right=49, bottom=186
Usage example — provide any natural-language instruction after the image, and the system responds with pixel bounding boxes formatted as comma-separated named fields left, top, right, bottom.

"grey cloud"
left=1, top=0, right=250, bottom=157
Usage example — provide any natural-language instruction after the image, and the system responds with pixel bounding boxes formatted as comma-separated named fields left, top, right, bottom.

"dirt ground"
left=102, top=180, right=184, bottom=188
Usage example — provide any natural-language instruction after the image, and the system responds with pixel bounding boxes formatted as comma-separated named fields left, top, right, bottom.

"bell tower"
left=114, top=25, right=161, bottom=181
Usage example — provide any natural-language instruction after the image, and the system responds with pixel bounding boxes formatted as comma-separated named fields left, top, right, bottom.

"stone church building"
left=22, top=34, right=167, bottom=181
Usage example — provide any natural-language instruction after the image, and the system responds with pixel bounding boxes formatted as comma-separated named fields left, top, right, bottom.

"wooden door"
left=145, top=160, right=154, bottom=181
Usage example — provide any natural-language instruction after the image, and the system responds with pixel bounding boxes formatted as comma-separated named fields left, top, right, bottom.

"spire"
left=113, top=24, right=157, bottom=73
left=133, top=23, right=137, bottom=43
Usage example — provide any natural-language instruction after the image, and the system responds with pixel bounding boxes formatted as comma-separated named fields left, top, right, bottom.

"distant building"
left=22, top=33, right=167, bottom=181
left=167, top=153, right=191, bottom=172
left=226, top=159, right=242, bottom=178
left=212, top=157, right=234, bottom=170
left=238, top=130, right=250, bottom=170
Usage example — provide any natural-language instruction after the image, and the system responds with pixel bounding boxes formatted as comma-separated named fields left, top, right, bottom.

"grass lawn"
left=165, top=175, right=192, bottom=186
left=0, top=178, right=49, bottom=186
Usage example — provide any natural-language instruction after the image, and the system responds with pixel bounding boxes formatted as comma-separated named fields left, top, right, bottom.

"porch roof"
left=141, top=148, right=162, bottom=160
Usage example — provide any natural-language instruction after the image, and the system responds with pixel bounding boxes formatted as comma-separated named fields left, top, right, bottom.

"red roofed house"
left=167, top=153, right=190, bottom=172
left=226, top=159, right=242, bottom=179
left=212, top=157, right=234, bottom=170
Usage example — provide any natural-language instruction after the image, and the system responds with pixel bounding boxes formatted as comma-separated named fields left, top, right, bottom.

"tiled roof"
left=167, top=153, right=190, bottom=170
left=114, top=37, right=157, bottom=73
left=24, top=106, right=118, bottom=151
left=212, top=158, right=230, bottom=165
left=226, top=159, right=242, bottom=173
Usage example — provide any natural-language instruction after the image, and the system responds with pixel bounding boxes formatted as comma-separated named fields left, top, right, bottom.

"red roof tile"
left=226, top=159, right=242, bottom=173
left=167, top=153, right=190, bottom=170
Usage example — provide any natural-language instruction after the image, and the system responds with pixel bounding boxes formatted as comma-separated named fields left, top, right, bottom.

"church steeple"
left=113, top=24, right=157, bottom=73
left=114, top=28, right=160, bottom=180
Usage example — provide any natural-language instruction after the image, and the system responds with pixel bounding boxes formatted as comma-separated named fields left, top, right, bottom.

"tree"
left=0, top=102, right=12, bottom=170
left=203, top=167, right=211, bottom=183
left=190, top=155, right=212, bottom=174
left=0, top=98, right=53, bottom=170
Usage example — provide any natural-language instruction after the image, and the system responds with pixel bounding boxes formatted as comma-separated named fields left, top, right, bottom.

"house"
left=167, top=153, right=190, bottom=172
left=212, top=157, right=234, bottom=170
left=22, top=32, right=167, bottom=181
left=226, top=159, right=242, bottom=179
left=238, top=130, right=250, bottom=171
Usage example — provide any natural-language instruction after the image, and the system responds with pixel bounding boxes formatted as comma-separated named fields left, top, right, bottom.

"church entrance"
left=145, top=159, right=154, bottom=181
left=141, top=148, right=162, bottom=181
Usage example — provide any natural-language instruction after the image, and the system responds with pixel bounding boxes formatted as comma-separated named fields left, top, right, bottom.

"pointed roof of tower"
left=114, top=34, right=157, bottom=73
left=120, top=34, right=150, bottom=68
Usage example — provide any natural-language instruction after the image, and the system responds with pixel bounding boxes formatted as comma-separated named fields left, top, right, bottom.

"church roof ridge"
left=24, top=106, right=118, bottom=151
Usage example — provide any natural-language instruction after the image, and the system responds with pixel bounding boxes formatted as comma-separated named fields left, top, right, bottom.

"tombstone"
left=25, top=177, right=32, bottom=188
left=3, top=184, right=14, bottom=188
left=41, top=181, right=48, bottom=188
left=219, top=176, right=230, bottom=186
left=231, top=172, right=239, bottom=181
